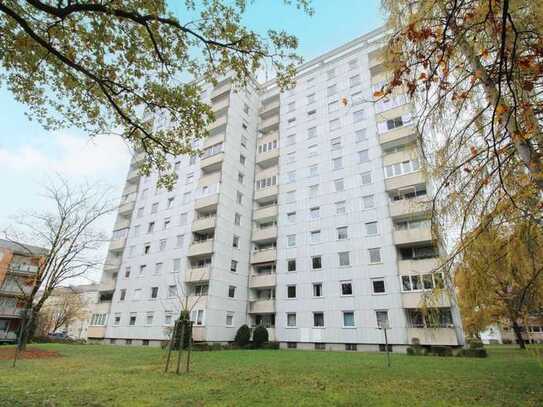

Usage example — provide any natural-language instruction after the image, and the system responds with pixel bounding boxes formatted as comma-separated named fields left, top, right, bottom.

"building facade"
left=89, top=27, right=464, bottom=351
left=0, top=239, right=45, bottom=343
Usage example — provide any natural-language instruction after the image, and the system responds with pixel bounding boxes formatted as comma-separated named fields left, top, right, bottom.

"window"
left=309, top=184, right=319, bottom=198
left=307, top=93, right=316, bottom=104
left=287, top=259, right=296, bottom=272
left=168, top=285, right=177, bottom=298
left=230, top=260, right=238, bottom=272
left=241, top=136, right=247, bottom=148
left=288, top=101, right=295, bottom=112
left=255, top=175, right=277, bottom=190
left=376, top=310, right=389, bottom=329
left=239, top=154, right=246, bottom=165
left=236, top=191, right=243, bottom=204
left=372, top=278, right=386, bottom=294
left=124, top=267, right=131, bottom=278
left=287, top=117, right=296, bottom=127
left=307, top=126, right=317, bottom=139
left=353, top=109, right=365, bottom=123
left=147, top=222, right=155, bottom=234
left=308, top=144, right=318, bottom=157
left=361, top=171, right=372, bottom=186
left=238, top=172, right=244, bottom=184
left=287, top=134, right=296, bottom=146
left=143, top=243, right=151, bottom=255
left=183, top=192, right=191, bottom=204
left=189, top=155, right=196, bottom=166
left=287, top=313, right=297, bottom=327
left=332, top=157, right=343, bottom=170
left=179, top=212, right=188, bottom=225
left=369, top=248, right=382, bottom=264
left=120, top=289, right=126, bottom=301
left=313, top=312, right=324, bottom=327
left=363, top=195, right=375, bottom=209
left=327, top=68, right=336, bottom=80
left=113, top=313, right=121, bottom=326
left=287, top=234, right=296, bottom=247
left=312, top=256, right=322, bottom=270
left=310, top=206, right=320, bottom=219
left=164, top=311, right=173, bottom=325
left=150, top=287, right=158, bottom=299
left=331, top=137, right=342, bottom=150
left=287, top=212, right=296, bottom=223
left=234, top=213, right=241, bottom=225
left=287, top=190, right=296, bottom=202
left=159, top=239, right=167, bottom=251
left=243, top=103, right=249, bottom=114
left=151, top=202, right=159, bottom=214
left=129, top=313, right=137, bottom=326
left=328, top=100, right=339, bottom=114
left=228, top=286, right=236, bottom=298
left=173, top=258, right=182, bottom=272
left=139, top=265, right=146, bottom=275
left=287, top=170, right=296, bottom=183
left=337, top=226, right=349, bottom=240
left=287, top=285, right=297, bottom=299
left=310, top=230, right=321, bottom=243
left=145, top=312, right=154, bottom=325
left=154, top=262, right=163, bottom=275
left=401, top=273, right=444, bottom=291
left=343, top=311, right=355, bottom=328
left=137, top=207, right=144, bottom=218
left=350, top=74, right=361, bottom=87
left=313, top=283, right=323, bottom=297
left=174, top=161, right=181, bottom=171
left=338, top=251, right=351, bottom=267
left=141, top=188, right=148, bottom=199
left=365, top=221, right=378, bottom=236
left=226, top=312, right=234, bottom=327
left=334, top=178, right=344, bottom=192
left=185, top=173, right=194, bottom=184
left=355, top=128, right=368, bottom=143
left=341, top=281, right=353, bottom=296
left=348, top=58, right=358, bottom=70
left=232, top=235, right=239, bottom=248
left=335, top=201, right=347, bottom=215
left=329, top=118, right=340, bottom=131
left=191, top=309, right=205, bottom=326
left=358, top=149, right=369, bottom=163
left=176, top=234, right=184, bottom=248
left=307, top=77, right=315, bottom=88
left=90, top=313, right=108, bottom=326
left=385, top=159, right=420, bottom=178
left=346, top=344, right=357, bottom=351
left=307, top=109, right=317, bottom=120
left=287, top=151, right=296, bottom=163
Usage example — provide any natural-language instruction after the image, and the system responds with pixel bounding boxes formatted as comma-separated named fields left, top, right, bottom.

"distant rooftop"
left=0, top=238, right=48, bottom=256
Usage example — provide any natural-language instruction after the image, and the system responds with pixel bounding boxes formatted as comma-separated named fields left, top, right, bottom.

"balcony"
left=185, top=267, right=210, bottom=283
left=256, top=149, right=279, bottom=168
left=103, top=255, right=122, bottom=272
left=260, top=114, right=279, bottom=134
left=254, top=205, right=278, bottom=223
left=208, top=114, right=227, bottom=133
left=200, top=152, right=224, bottom=173
left=113, top=216, right=131, bottom=230
left=198, top=171, right=221, bottom=187
left=87, top=326, right=106, bottom=339
left=260, top=99, right=280, bottom=118
left=192, top=326, right=206, bottom=342
left=0, top=306, right=24, bottom=318
left=109, top=238, right=126, bottom=252
left=402, top=291, right=451, bottom=309
left=187, top=295, right=208, bottom=309
left=126, top=168, right=139, bottom=184
left=118, top=200, right=135, bottom=215
left=202, top=133, right=225, bottom=150
left=249, top=273, right=277, bottom=289
left=8, top=262, right=38, bottom=275
left=398, top=258, right=439, bottom=275
left=133, top=151, right=146, bottom=165
left=211, top=81, right=231, bottom=99
left=376, top=104, right=412, bottom=122
left=385, top=172, right=426, bottom=191
left=188, top=240, right=214, bottom=257
left=406, top=327, right=459, bottom=346
left=383, top=149, right=418, bottom=167
left=249, top=300, right=275, bottom=314
left=194, top=193, right=219, bottom=211
left=252, top=225, right=278, bottom=243
left=254, top=185, right=278, bottom=203
left=389, top=197, right=431, bottom=218
left=251, top=248, right=277, bottom=264
left=379, top=124, right=416, bottom=145
left=212, top=96, right=229, bottom=114
left=191, top=216, right=216, bottom=233
left=394, top=226, right=433, bottom=246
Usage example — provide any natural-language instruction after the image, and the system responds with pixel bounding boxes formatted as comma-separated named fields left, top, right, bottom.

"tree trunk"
left=512, top=321, right=526, bottom=349
left=18, top=308, right=39, bottom=350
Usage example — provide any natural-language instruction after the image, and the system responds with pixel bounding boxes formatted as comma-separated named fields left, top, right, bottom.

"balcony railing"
left=9, top=263, right=38, bottom=275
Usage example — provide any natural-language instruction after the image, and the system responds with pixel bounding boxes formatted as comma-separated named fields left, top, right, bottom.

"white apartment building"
left=88, top=27, right=464, bottom=351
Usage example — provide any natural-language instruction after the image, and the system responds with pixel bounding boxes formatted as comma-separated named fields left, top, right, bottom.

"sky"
left=0, top=1, right=386, bottom=281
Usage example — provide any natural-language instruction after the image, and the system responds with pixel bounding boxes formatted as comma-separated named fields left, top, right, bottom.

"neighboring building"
left=0, top=239, right=46, bottom=343
left=89, top=27, right=464, bottom=351
left=481, top=317, right=543, bottom=345
left=38, top=284, right=100, bottom=340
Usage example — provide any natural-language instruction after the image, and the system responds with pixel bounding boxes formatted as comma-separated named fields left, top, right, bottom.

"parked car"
left=48, top=332, right=70, bottom=340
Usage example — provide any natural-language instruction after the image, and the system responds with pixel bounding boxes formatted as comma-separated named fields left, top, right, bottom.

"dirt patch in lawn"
left=0, top=347, right=61, bottom=360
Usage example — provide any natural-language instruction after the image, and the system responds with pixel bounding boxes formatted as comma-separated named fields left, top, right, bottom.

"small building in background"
left=0, top=239, right=47, bottom=343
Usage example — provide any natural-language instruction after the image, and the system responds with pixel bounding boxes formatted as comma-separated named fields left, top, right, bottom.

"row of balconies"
left=8, top=262, right=38, bottom=275
left=0, top=306, right=24, bottom=318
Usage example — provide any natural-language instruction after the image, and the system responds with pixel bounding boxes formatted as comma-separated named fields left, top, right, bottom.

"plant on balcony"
left=234, top=324, right=251, bottom=347
left=252, top=325, right=269, bottom=348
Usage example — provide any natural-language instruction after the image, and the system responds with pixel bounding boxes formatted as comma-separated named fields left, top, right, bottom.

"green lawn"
left=0, top=344, right=542, bottom=406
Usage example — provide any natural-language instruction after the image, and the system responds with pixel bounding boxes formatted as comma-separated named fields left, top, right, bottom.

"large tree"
left=380, top=0, right=543, bottom=258
left=5, top=178, right=113, bottom=349
left=455, top=216, right=543, bottom=348
left=0, top=0, right=311, bottom=188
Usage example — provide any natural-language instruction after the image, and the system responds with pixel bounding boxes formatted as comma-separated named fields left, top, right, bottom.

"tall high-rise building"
left=88, top=27, right=464, bottom=351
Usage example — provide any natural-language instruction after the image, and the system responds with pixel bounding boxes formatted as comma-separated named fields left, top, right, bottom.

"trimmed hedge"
left=253, top=326, right=269, bottom=348
left=234, top=325, right=251, bottom=347
left=457, top=348, right=488, bottom=358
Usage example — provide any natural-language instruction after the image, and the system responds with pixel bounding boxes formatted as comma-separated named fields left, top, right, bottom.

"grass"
left=0, top=344, right=542, bottom=406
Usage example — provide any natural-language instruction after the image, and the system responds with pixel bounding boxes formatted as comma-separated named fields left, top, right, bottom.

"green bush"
left=235, top=324, right=251, bottom=347
left=466, top=338, right=484, bottom=349
left=191, top=343, right=210, bottom=352
left=261, top=341, right=280, bottom=350
left=253, top=325, right=269, bottom=348
left=209, top=343, right=223, bottom=351
left=406, top=347, right=415, bottom=355
left=457, top=348, right=488, bottom=358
